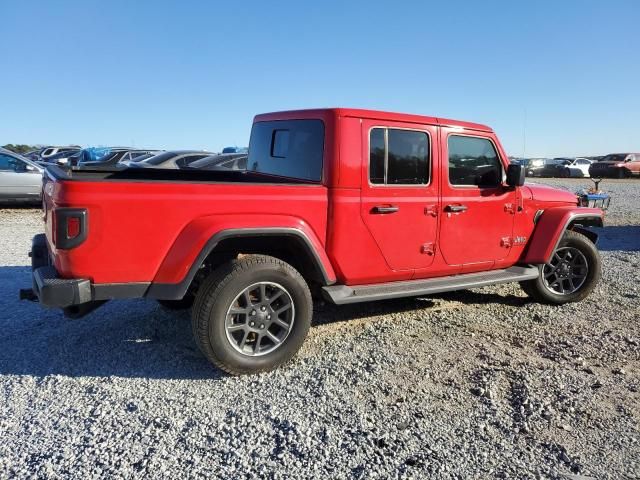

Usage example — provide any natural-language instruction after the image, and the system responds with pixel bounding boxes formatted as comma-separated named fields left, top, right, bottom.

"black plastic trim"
left=322, top=266, right=540, bottom=305
left=548, top=212, right=604, bottom=261
left=146, top=227, right=334, bottom=301
left=93, top=283, right=150, bottom=300
left=30, top=233, right=50, bottom=270
left=30, top=265, right=151, bottom=308
left=45, top=164, right=321, bottom=185
left=32, top=266, right=92, bottom=307
left=55, top=208, right=88, bottom=249
left=570, top=225, right=599, bottom=245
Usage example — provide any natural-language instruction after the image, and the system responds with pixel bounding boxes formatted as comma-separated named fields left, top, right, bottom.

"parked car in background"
left=123, top=150, right=212, bottom=169
left=525, top=158, right=590, bottom=178
left=0, top=148, right=44, bottom=203
left=39, top=146, right=81, bottom=161
left=22, top=150, right=42, bottom=162
left=188, top=153, right=248, bottom=171
left=222, top=146, right=249, bottom=154
left=38, top=148, right=82, bottom=167
left=77, top=148, right=158, bottom=168
left=589, top=153, right=640, bottom=178
left=526, top=158, right=553, bottom=177
left=124, top=152, right=160, bottom=163
left=566, top=158, right=593, bottom=177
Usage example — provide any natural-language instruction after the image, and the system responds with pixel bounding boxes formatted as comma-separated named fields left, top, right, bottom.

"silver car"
left=0, top=148, right=44, bottom=204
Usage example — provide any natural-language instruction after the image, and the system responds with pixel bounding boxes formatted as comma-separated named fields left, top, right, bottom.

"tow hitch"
left=19, top=288, right=38, bottom=302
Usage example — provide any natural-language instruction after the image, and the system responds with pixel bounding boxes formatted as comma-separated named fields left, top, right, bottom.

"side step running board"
left=322, top=266, right=539, bottom=305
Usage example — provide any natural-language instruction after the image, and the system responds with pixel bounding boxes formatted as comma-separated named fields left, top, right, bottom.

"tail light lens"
left=53, top=208, right=88, bottom=249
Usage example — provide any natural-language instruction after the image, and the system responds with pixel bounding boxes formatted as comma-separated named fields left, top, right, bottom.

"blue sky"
left=2, top=0, right=639, bottom=157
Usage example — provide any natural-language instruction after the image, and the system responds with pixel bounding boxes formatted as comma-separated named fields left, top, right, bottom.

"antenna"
left=522, top=106, right=527, bottom=158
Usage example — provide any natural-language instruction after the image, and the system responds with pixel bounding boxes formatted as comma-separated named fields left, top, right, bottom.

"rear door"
left=439, top=129, right=516, bottom=270
left=360, top=120, right=439, bottom=271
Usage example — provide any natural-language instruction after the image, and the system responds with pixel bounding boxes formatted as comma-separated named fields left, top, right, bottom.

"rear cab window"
left=448, top=135, right=503, bottom=187
left=248, top=120, right=324, bottom=182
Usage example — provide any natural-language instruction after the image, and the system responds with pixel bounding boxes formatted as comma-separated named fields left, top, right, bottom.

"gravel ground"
left=0, top=178, right=638, bottom=479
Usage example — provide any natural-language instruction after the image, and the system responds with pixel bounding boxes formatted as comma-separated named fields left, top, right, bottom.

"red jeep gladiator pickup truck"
left=23, top=108, right=604, bottom=375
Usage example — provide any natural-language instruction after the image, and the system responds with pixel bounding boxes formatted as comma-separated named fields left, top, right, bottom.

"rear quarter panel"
left=47, top=179, right=329, bottom=284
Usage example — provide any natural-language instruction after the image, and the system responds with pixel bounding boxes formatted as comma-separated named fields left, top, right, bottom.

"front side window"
left=0, top=154, right=17, bottom=171
left=369, top=128, right=429, bottom=185
left=448, top=135, right=502, bottom=187
left=248, top=119, right=324, bottom=181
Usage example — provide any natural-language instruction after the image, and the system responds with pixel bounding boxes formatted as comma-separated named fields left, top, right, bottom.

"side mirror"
left=26, top=165, right=36, bottom=171
left=506, top=164, right=525, bottom=187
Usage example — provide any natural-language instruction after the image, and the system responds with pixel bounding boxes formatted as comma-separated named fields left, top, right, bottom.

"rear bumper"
left=28, top=233, right=92, bottom=308
left=26, top=233, right=149, bottom=309
left=33, top=265, right=93, bottom=307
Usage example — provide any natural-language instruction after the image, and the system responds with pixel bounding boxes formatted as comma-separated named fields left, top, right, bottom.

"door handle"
left=444, top=204, right=468, bottom=213
left=371, top=205, right=399, bottom=214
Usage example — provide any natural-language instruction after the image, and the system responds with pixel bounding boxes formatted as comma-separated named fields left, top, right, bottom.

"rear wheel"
left=520, top=230, right=601, bottom=304
left=191, top=255, right=312, bottom=375
left=617, top=168, right=628, bottom=179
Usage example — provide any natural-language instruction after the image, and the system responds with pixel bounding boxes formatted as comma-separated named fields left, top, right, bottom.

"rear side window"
left=448, top=135, right=502, bottom=187
left=369, top=128, right=429, bottom=185
left=248, top=120, right=324, bottom=181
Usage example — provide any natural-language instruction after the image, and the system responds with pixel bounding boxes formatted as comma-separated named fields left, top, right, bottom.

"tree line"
left=2, top=144, right=39, bottom=154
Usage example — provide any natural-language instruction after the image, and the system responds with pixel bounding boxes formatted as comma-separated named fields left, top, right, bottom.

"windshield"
left=130, top=153, right=153, bottom=162
left=142, top=152, right=178, bottom=166
left=599, top=154, right=627, bottom=162
left=189, top=153, right=247, bottom=169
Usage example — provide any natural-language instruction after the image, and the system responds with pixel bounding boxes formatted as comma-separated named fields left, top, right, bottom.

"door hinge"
left=504, top=203, right=515, bottom=214
left=500, top=237, right=512, bottom=248
left=421, top=242, right=436, bottom=255
left=424, top=205, right=438, bottom=217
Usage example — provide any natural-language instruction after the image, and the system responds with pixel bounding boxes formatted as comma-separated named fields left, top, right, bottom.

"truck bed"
left=43, top=166, right=329, bottom=285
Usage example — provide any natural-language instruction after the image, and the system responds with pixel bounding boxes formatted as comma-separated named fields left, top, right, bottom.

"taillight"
left=54, top=208, right=88, bottom=249
left=67, top=217, right=81, bottom=238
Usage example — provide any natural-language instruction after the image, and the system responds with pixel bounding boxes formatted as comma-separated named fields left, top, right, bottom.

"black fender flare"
left=146, top=228, right=336, bottom=300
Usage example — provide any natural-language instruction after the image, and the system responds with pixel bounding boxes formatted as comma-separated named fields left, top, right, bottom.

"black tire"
left=157, top=296, right=194, bottom=310
left=520, top=230, right=601, bottom=305
left=617, top=169, right=628, bottom=179
left=561, top=168, right=570, bottom=178
left=191, top=255, right=312, bottom=375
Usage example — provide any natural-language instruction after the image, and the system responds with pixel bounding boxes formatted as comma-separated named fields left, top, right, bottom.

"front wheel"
left=191, top=255, right=312, bottom=375
left=520, top=230, right=601, bottom=304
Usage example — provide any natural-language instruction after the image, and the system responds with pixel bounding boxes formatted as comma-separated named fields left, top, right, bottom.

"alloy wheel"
left=542, top=247, right=589, bottom=295
left=224, top=282, right=295, bottom=356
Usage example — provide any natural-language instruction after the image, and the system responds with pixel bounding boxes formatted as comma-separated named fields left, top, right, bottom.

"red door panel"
left=360, top=120, right=439, bottom=272
left=439, top=128, right=516, bottom=269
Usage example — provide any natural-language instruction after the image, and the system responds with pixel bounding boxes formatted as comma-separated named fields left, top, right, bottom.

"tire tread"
left=191, top=255, right=311, bottom=375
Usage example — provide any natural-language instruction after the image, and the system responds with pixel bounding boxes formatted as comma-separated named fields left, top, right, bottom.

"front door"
left=360, top=121, right=439, bottom=272
left=439, top=129, right=516, bottom=269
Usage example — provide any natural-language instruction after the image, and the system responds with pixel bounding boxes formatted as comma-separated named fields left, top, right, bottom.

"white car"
left=566, top=158, right=593, bottom=177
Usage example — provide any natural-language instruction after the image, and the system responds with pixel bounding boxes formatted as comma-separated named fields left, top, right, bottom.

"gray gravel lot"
left=1, top=178, right=638, bottom=479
